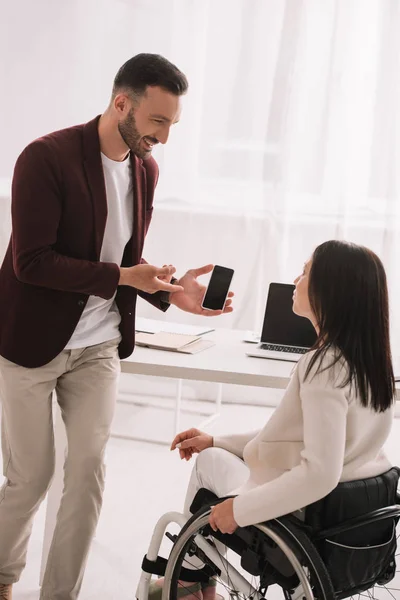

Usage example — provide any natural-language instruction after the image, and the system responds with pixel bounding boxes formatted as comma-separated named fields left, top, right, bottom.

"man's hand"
left=119, top=264, right=184, bottom=294
left=169, top=265, right=234, bottom=316
left=158, top=264, right=175, bottom=283
left=170, top=428, right=213, bottom=461
left=209, top=499, right=238, bottom=534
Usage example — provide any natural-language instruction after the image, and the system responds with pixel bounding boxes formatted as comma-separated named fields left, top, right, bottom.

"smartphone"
left=201, top=265, right=234, bottom=311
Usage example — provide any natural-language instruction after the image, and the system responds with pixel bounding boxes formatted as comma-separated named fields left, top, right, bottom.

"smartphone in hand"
left=201, top=265, right=234, bottom=311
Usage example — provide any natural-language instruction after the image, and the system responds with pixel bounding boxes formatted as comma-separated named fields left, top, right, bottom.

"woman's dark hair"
left=112, top=53, right=188, bottom=99
left=305, top=240, right=395, bottom=412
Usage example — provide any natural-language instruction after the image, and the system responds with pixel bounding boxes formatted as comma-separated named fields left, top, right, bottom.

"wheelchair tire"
left=162, top=507, right=335, bottom=600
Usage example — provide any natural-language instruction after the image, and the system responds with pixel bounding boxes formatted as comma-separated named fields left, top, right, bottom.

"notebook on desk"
left=246, top=283, right=317, bottom=362
left=135, top=332, right=215, bottom=354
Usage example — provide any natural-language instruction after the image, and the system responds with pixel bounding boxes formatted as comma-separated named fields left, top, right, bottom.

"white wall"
left=0, top=0, right=191, bottom=179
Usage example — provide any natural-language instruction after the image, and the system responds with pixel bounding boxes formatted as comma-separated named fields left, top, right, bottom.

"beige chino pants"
left=0, top=338, right=120, bottom=599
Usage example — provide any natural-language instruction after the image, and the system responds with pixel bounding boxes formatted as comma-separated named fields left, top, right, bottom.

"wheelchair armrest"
left=189, top=488, right=236, bottom=515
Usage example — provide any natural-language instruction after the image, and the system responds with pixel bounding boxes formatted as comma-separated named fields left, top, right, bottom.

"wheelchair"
left=137, top=467, right=400, bottom=600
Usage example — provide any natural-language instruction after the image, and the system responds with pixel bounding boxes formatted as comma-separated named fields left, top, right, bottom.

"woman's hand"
left=209, top=498, right=238, bottom=534
left=170, top=428, right=213, bottom=460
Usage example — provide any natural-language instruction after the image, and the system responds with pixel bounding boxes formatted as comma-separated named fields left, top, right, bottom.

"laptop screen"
left=261, top=283, right=317, bottom=347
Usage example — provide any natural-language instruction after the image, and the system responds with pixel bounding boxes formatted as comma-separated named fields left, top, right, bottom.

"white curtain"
left=144, top=0, right=400, bottom=360
left=151, top=0, right=400, bottom=217
left=0, top=0, right=399, bottom=359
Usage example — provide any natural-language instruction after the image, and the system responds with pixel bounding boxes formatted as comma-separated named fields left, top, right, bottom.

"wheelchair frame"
left=136, top=507, right=322, bottom=600
left=136, top=497, right=400, bottom=600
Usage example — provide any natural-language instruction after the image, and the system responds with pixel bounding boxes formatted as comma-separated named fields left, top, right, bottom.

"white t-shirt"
left=65, top=153, right=133, bottom=349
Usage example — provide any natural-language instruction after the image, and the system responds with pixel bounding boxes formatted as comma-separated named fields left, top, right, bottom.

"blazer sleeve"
left=232, top=352, right=349, bottom=527
left=11, top=141, right=120, bottom=299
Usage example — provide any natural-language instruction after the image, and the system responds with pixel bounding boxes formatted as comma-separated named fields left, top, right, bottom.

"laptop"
left=247, top=282, right=317, bottom=362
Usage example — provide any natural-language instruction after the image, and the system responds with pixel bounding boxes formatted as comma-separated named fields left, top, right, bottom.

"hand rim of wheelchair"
left=161, top=504, right=336, bottom=600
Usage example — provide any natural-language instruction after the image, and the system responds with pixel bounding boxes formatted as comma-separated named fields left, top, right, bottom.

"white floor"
left=0, top=391, right=276, bottom=599
left=1, top=391, right=400, bottom=599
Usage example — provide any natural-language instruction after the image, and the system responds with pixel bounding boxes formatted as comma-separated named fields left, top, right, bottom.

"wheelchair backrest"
left=305, top=466, right=400, bottom=545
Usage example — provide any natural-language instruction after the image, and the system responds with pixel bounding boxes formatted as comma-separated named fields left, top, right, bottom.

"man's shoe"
left=0, top=583, right=12, bottom=599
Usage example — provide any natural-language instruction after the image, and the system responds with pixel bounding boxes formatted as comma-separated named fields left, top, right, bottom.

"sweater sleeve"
left=213, top=430, right=261, bottom=459
left=233, top=352, right=349, bottom=527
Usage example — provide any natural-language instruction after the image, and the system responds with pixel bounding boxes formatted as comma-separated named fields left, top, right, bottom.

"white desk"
left=119, top=330, right=400, bottom=440
left=40, top=328, right=400, bottom=582
left=121, top=328, right=294, bottom=388
left=114, top=328, right=295, bottom=444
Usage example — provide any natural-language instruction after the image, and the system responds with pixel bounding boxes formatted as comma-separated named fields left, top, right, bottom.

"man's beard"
left=118, top=108, right=150, bottom=160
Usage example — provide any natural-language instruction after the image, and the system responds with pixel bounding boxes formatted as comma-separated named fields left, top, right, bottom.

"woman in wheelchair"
left=143, top=240, right=398, bottom=600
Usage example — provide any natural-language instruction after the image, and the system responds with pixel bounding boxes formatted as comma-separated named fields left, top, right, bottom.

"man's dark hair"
left=305, top=240, right=395, bottom=413
left=112, top=53, right=188, bottom=99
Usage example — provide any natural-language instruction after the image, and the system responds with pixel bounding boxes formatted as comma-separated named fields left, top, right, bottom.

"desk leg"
left=40, top=401, right=66, bottom=585
left=174, top=379, right=183, bottom=435
left=197, top=382, right=223, bottom=429
left=216, top=382, right=223, bottom=413
left=112, top=380, right=223, bottom=443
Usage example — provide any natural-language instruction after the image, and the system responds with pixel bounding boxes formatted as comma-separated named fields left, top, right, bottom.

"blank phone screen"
left=202, top=266, right=234, bottom=310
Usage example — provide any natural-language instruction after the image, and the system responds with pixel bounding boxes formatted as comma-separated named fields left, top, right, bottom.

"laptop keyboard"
left=260, top=343, right=308, bottom=354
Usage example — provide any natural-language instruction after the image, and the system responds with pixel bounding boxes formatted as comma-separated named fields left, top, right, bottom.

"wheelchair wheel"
left=162, top=507, right=335, bottom=600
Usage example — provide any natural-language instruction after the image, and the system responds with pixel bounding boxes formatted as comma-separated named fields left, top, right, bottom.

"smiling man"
left=0, top=54, right=233, bottom=600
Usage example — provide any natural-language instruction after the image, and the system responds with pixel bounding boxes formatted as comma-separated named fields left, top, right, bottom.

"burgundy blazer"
left=0, top=116, right=167, bottom=368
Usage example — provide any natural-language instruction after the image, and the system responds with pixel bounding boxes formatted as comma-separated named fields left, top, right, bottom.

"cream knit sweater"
left=214, top=349, right=394, bottom=527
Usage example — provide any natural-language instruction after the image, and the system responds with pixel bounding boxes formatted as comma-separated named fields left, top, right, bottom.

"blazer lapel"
left=82, top=116, right=108, bottom=260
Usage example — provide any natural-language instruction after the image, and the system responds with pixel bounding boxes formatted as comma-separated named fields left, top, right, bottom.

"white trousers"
left=180, top=447, right=249, bottom=573
left=183, top=447, right=249, bottom=517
